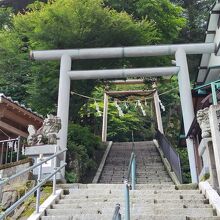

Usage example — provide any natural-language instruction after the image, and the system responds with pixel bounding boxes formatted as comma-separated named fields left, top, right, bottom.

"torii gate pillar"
left=102, top=92, right=109, bottom=142
left=152, top=84, right=164, bottom=134
left=57, top=54, right=71, bottom=178
left=175, top=48, right=198, bottom=183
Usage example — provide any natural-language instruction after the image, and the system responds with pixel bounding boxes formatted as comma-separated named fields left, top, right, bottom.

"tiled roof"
left=0, top=93, right=43, bottom=119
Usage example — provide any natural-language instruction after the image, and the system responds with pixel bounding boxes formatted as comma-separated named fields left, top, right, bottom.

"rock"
left=11, top=190, right=18, bottom=204
left=2, top=188, right=18, bottom=210
left=2, top=191, right=12, bottom=210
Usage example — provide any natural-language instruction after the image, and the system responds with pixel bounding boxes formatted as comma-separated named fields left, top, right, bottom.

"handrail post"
left=124, top=180, right=130, bottom=220
left=131, top=155, right=136, bottom=190
left=0, top=142, right=3, bottom=164
left=6, top=142, right=9, bottom=164
left=17, top=136, right=21, bottom=162
left=132, top=131, right=134, bottom=152
left=117, top=213, right=121, bottom=220
left=113, top=203, right=121, bottom=220
left=178, top=154, right=183, bottom=183
left=53, top=146, right=58, bottom=195
left=36, top=154, right=43, bottom=213
left=211, top=82, right=218, bottom=105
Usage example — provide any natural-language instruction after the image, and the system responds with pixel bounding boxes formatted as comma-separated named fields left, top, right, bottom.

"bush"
left=68, top=124, right=101, bottom=156
left=65, top=123, right=102, bottom=183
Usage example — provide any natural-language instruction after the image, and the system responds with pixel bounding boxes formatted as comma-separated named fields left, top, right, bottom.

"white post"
left=102, top=93, right=108, bottom=142
left=153, top=85, right=164, bottom=134
left=175, top=48, right=198, bottom=183
left=57, top=54, right=72, bottom=179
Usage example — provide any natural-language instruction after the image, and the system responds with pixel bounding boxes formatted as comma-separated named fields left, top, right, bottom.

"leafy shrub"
left=65, top=123, right=102, bottom=183
left=68, top=124, right=101, bottom=156
left=65, top=171, right=78, bottom=183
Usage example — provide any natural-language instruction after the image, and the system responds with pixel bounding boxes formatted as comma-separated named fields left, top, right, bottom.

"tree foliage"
left=171, top=0, right=214, bottom=43
left=66, top=123, right=102, bottom=182
left=0, top=0, right=194, bottom=182
left=105, top=0, right=186, bottom=42
left=0, top=0, right=162, bottom=115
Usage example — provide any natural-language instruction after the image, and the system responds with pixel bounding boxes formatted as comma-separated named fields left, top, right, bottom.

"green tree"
left=171, top=0, right=214, bottom=43
left=0, top=7, right=13, bottom=29
left=170, top=0, right=214, bottom=81
left=105, top=0, right=186, bottom=42
left=0, top=0, right=160, bottom=115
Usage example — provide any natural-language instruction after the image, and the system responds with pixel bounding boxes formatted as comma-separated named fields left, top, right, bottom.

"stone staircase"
left=42, top=184, right=220, bottom=220
left=41, top=141, right=220, bottom=219
left=99, top=141, right=173, bottom=184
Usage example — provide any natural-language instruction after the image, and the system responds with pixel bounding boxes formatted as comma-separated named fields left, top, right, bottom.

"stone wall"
left=0, top=158, right=32, bottom=209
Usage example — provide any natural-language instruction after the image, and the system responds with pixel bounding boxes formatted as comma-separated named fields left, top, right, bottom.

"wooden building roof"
left=0, top=94, right=43, bottom=140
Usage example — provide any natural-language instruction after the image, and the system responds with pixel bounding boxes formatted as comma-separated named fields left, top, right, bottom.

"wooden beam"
left=109, top=79, right=145, bottom=85
left=0, top=121, right=28, bottom=138
left=106, top=90, right=155, bottom=96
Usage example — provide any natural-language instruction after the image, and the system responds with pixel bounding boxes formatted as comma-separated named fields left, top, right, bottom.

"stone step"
left=104, top=163, right=165, bottom=166
left=46, top=207, right=215, bottom=216
left=63, top=193, right=204, bottom=200
left=189, top=218, right=220, bottom=220
left=99, top=176, right=172, bottom=181
left=101, top=170, right=169, bottom=174
left=102, top=165, right=166, bottom=168
left=99, top=180, right=174, bottom=184
left=100, top=172, right=170, bottom=176
left=67, top=189, right=201, bottom=195
left=53, top=203, right=211, bottom=209
left=99, top=181, right=174, bottom=184
left=102, top=168, right=167, bottom=172
left=58, top=198, right=209, bottom=205
left=42, top=216, right=220, bottom=220
left=106, top=159, right=163, bottom=163
left=99, top=178, right=172, bottom=183
left=59, top=184, right=177, bottom=190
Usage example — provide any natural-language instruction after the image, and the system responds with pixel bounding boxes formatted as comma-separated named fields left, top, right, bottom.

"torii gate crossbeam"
left=31, top=43, right=215, bottom=60
left=109, top=79, right=145, bottom=85
left=68, top=67, right=179, bottom=80
left=31, top=42, right=217, bottom=183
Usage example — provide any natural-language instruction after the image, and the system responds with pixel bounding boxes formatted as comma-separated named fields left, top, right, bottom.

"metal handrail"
left=112, top=203, right=121, bottom=220
left=0, top=148, right=66, bottom=186
left=0, top=163, right=66, bottom=219
left=124, top=153, right=135, bottom=220
left=127, top=152, right=135, bottom=181
left=131, top=131, right=134, bottom=148
left=123, top=133, right=136, bottom=220
left=124, top=180, right=130, bottom=220
left=114, top=133, right=136, bottom=220
left=0, top=137, right=21, bottom=165
left=131, top=131, right=134, bottom=152
left=155, top=130, right=183, bottom=183
left=0, top=138, right=19, bottom=143
left=0, top=148, right=67, bottom=219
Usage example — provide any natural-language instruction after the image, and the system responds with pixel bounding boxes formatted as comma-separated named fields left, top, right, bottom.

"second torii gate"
left=101, top=87, right=164, bottom=142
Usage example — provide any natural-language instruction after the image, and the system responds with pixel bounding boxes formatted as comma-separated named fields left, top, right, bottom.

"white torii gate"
left=31, top=42, right=216, bottom=183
